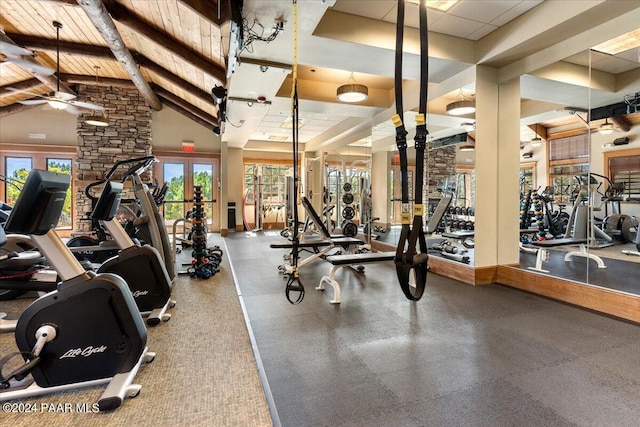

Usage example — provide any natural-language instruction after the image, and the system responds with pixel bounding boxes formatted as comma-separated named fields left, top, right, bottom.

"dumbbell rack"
left=445, top=205, right=475, bottom=232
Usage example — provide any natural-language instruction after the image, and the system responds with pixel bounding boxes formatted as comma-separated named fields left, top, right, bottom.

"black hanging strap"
left=285, top=0, right=304, bottom=304
left=393, top=0, right=429, bottom=301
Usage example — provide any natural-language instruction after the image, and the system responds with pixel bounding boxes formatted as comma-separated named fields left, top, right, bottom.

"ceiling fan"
left=0, top=30, right=55, bottom=76
left=6, top=21, right=104, bottom=114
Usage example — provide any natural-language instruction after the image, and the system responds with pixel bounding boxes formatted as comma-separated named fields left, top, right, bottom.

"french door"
left=155, top=156, right=220, bottom=232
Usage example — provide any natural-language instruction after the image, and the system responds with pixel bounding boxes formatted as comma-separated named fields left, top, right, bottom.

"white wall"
left=0, top=105, right=77, bottom=146
left=151, top=107, right=220, bottom=152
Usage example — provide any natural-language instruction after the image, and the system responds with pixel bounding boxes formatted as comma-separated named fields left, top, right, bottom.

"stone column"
left=75, top=85, right=152, bottom=232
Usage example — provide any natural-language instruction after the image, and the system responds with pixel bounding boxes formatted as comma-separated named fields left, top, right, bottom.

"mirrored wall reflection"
left=513, top=40, right=640, bottom=299
left=379, top=139, right=476, bottom=267
left=319, top=142, right=373, bottom=243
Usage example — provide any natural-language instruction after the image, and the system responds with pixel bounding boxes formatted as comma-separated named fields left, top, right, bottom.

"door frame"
left=154, top=152, right=221, bottom=232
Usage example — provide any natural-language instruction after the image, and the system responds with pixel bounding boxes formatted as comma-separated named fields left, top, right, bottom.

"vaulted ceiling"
left=1, top=0, right=640, bottom=153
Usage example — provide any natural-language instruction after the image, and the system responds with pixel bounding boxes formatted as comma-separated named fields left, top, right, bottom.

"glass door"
left=157, top=157, right=219, bottom=232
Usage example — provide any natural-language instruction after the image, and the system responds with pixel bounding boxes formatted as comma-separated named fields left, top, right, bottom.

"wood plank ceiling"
left=0, top=0, right=232, bottom=129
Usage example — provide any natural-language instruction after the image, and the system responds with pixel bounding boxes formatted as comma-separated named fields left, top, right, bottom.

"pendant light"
left=84, top=66, right=109, bottom=127
left=446, top=88, right=475, bottom=116
left=598, top=118, right=614, bottom=135
left=530, top=123, right=543, bottom=147
left=337, top=71, right=368, bottom=103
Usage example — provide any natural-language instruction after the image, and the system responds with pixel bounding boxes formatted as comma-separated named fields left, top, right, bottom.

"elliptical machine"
left=0, top=169, right=153, bottom=411
left=87, top=179, right=175, bottom=325
left=68, top=156, right=175, bottom=280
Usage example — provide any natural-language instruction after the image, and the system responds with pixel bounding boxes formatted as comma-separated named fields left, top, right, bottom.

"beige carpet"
left=0, top=234, right=272, bottom=426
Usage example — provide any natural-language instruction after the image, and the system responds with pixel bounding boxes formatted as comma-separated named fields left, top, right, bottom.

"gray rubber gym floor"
left=225, top=230, right=640, bottom=427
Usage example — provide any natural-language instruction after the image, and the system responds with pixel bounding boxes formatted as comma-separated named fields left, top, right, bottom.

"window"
left=605, top=148, right=640, bottom=200
left=3, top=157, right=32, bottom=205
left=262, top=165, right=290, bottom=205
left=163, top=162, right=185, bottom=221
left=549, top=135, right=589, bottom=161
left=244, top=165, right=255, bottom=204
left=519, top=162, right=536, bottom=195
left=47, top=158, right=73, bottom=228
left=548, top=135, right=590, bottom=204
left=1, top=145, right=76, bottom=234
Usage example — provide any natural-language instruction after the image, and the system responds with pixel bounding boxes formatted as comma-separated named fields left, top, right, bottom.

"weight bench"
left=437, top=230, right=474, bottom=263
left=316, top=251, right=396, bottom=304
left=528, top=238, right=605, bottom=272
left=270, top=236, right=364, bottom=271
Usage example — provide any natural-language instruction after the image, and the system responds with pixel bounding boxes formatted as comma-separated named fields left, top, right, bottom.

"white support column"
left=474, top=66, right=521, bottom=269
left=497, top=77, right=521, bottom=266
left=372, top=150, right=392, bottom=228
left=220, top=141, right=229, bottom=236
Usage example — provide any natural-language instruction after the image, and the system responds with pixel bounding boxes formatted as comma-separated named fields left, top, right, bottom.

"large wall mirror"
left=506, top=33, right=640, bottom=318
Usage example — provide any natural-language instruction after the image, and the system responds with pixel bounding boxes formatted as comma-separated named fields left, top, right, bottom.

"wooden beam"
left=153, top=84, right=219, bottom=126
left=40, top=0, right=78, bottom=5
left=611, top=116, right=631, bottom=132
left=239, top=56, right=292, bottom=72
left=75, top=0, right=163, bottom=110
left=0, top=32, right=76, bottom=96
left=136, top=56, right=216, bottom=108
left=8, top=33, right=113, bottom=59
left=61, top=73, right=137, bottom=88
left=528, top=124, right=547, bottom=140
left=12, top=34, right=218, bottom=109
left=0, top=78, right=43, bottom=95
left=158, top=95, right=216, bottom=131
left=105, top=0, right=227, bottom=83
left=177, top=0, right=231, bottom=26
left=0, top=102, right=42, bottom=117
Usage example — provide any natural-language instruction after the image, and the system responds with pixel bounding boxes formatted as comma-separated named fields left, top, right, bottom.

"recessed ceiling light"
left=268, top=135, right=288, bottom=141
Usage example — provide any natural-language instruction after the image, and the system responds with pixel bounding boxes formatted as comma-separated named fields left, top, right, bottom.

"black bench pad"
left=270, top=237, right=363, bottom=249
left=442, top=231, right=474, bottom=239
left=325, top=251, right=396, bottom=266
left=531, top=238, right=587, bottom=247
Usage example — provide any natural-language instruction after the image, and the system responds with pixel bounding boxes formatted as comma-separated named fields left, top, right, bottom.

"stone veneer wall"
left=75, top=85, right=152, bottom=233
left=425, top=144, right=457, bottom=196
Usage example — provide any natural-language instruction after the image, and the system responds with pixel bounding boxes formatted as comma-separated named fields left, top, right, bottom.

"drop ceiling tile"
left=382, top=5, right=444, bottom=28
left=466, top=24, right=499, bottom=41
left=593, top=57, right=640, bottom=74
left=429, top=14, right=485, bottom=39
left=616, top=47, right=640, bottom=63
left=490, top=0, right=542, bottom=26
left=331, top=0, right=396, bottom=21
left=448, top=0, right=520, bottom=24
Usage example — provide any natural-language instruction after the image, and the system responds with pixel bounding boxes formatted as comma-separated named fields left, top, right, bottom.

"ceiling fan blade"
left=70, top=100, right=105, bottom=111
left=0, top=40, right=33, bottom=57
left=4, top=57, right=55, bottom=76
left=65, top=105, right=82, bottom=114
left=5, top=87, right=48, bottom=98
left=18, top=99, right=48, bottom=105
left=54, top=91, right=77, bottom=101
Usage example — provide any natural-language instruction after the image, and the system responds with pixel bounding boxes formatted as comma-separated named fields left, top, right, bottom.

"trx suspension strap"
left=393, top=0, right=429, bottom=301
left=285, top=0, right=304, bottom=304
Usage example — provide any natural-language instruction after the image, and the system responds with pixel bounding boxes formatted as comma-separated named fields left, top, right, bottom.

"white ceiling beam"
left=498, top=4, right=640, bottom=83
left=313, top=9, right=475, bottom=65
